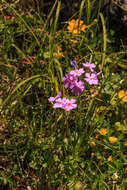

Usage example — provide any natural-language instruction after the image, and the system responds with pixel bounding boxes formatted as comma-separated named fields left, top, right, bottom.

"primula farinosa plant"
left=48, top=93, right=77, bottom=111
left=49, top=61, right=101, bottom=110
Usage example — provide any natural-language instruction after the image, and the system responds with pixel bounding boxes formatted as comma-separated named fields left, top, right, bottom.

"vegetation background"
left=0, top=0, right=127, bottom=189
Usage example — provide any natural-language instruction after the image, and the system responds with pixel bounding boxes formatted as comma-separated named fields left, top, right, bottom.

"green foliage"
left=0, top=0, right=127, bottom=189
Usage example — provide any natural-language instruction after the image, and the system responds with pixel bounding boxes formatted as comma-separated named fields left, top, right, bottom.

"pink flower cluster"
left=22, top=56, right=35, bottom=65
left=48, top=92, right=77, bottom=111
left=63, top=62, right=99, bottom=96
left=48, top=62, right=101, bottom=111
left=4, top=16, right=15, bottom=21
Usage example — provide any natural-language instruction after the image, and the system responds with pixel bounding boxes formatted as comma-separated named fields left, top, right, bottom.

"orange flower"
left=118, top=90, right=125, bottom=98
left=55, top=52, right=64, bottom=58
left=108, top=155, right=113, bottom=162
left=91, top=152, right=95, bottom=157
left=67, top=19, right=87, bottom=34
left=99, top=128, right=108, bottom=136
left=109, top=136, right=118, bottom=144
left=118, top=90, right=127, bottom=102
left=95, top=134, right=99, bottom=139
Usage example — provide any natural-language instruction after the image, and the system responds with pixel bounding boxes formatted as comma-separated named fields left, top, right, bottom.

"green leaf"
left=115, top=122, right=127, bottom=132
left=117, top=63, right=127, bottom=70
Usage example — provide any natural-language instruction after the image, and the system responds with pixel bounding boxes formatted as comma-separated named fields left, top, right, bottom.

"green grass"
left=0, top=0, right=127, bottom=189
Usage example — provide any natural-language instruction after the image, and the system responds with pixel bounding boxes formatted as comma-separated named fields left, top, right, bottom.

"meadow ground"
left=0, top=0, right=127, bottom=189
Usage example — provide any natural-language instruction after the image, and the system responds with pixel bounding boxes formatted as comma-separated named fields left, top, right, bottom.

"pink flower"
left=28, top=56, right=35, bottom=61
left=22, top=57, right=30, bottom=65
left=4, top=16, right=10, bottom=20
left=82, top=62, right=96, bottom=72
left=11, top=16, right=15, bottom=21
left=22, top=56, right=35, bottom=64
left=70, top=68, right=84, bottom=77
left=40, top=60, right=45, bottom=65
left=63, top=73, right=77, bottom=88
left=53, top=97, right=67, bottom=109
left=48, top=97, right=56, bottom=102
left=49, top=95, right=77, bottom=111
left=64, top=99, right=77, bottom=111
left=48, top=92, right=62, bottom=102
left=71, top=80, right=85, bottom=95
left=84, top=73, right=98, bottom=85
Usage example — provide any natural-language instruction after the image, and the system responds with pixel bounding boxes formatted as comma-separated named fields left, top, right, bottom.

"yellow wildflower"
left=99, top=128, right=108, bottom=136
left=109, top=136, right=118, bottom=144
left=67, top=19, right=87, bottom=34
left=90, top=141, right=96, bottom=147
left=124, top=142, right=127, bottom=146
left=118, top=90, right=127, bottom=102
left=108, top=155, right=113, bottom=162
